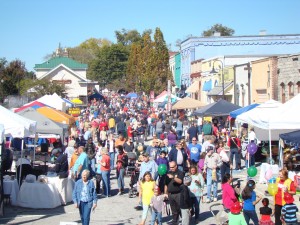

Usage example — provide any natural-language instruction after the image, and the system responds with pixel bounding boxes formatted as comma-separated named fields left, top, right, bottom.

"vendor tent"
left=71, top=98, right=83, bottom=104
left=279, top=130, right=300, bottom=146
left=126, top=92, right=138, bottom=98
left=88, top=93, right=104, bottom=101
left=268, top=93, right=300, bottom=129
left=14, top=101, right=47, bottom=113
left=0, top=105, right=36, bottom=137
left=0, top=124, right=4, bottom=144
left=229, top=103, right=260, bottom=119
left=194, top=99, right=241, bottom=116
left=154, top=93, right=180, bottom=103
left=36, top=94, right=67, bottom=111
left=155, top=90, right=167, bottom=100
left=17, top=108, right=63, bottom=138
left=62, top=98, right=74, bottom=107
left=236, top=100, right=282, bottom=129
left=172, top=97, right=205, bottom=110
left=37, top=107, right=75, bottom=125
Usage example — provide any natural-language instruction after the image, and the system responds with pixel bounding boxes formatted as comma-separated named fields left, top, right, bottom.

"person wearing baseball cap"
left=281, top=192, right=298, bottom=225
left=228, top=202, right=247, bottom=225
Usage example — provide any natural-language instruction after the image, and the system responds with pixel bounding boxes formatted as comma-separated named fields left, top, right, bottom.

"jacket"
left=168, top=148, right=188, bottom=169
left=222, top=183, right=237, bottom=209
left=72, top=179, right=97, bottom=208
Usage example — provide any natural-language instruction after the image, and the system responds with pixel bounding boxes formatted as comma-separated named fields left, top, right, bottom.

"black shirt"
left=55, top=154, right=68, bottom=178
left=123, top=142, right=134, bottom=152
left=187, top=126, right=198, bottom=141
left=165, top=169, right=184, bottom=194
left=180, top=185, right=192, bottom=209
left=259, top=206, right=272, bottom=215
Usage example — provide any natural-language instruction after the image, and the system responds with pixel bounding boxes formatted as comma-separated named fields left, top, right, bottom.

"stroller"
left=128, top=162, right=140, bottom=198
left=126, top=152, right=137, bottom=177
left=209, top=203, right=229, bottom=225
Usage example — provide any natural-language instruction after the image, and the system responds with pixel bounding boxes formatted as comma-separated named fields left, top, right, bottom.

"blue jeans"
left=198, top=125, right=202, bottom=134
left=109, top=152, right=115, bottom=170
left=191, top=197, right=200, bottom=219
left=79, top=201, right=92, bottom=225
left=206, top=168, right=218, bottom=200
left=156, top=131, right=162, bottom=139
left=101, top=170, right=111, bottom=196
left=117, top=168, right=125, bottom=191
left=176, top=130, right=183, bottom=141
left=230, top=148, right=241, bottom=169
left=243, top=209, right=259, bottom=225
left=151, top=211, right=162, bottom=225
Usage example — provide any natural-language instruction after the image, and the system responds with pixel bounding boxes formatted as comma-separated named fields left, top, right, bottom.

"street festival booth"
left=36, top=93, right=68, bottom=112
left=279, top=130, right=300, bottom=184
left=172, top=97, right=205, bottom=110
left=14, top=100, right=47, bottom=113
left=236, top=97, right=300, bottom=183
left=37, top=107, right=75, bottom=126
left=0, top=105, right=36, bottom=207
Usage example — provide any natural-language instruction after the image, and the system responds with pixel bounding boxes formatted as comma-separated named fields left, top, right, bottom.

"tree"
left=202, top=23, right=235, bottom=37
left=87, top=44, right=129, bottom=86
left=115, top=29, right=143, bottom=46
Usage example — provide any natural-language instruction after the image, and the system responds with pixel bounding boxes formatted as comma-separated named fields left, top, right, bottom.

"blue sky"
left=1, top=0, right=300, bottom=72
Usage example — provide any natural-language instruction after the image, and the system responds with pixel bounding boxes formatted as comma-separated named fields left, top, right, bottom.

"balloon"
left=247, top=166, right=258, bottom=177
left=268, top=177, right=276, bottom=184
left=158, top=164, right=167, bottom=176
left=248, top=142, right=258, bottom=155
left=265, top=169, right=273, bottom=181
left=268, top=183, right=278, bottom=196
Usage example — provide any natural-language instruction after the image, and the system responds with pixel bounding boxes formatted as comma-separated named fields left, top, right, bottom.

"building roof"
left=207, top=82, right=233, bottom=96
left=34, top=57, right=88, bottom=70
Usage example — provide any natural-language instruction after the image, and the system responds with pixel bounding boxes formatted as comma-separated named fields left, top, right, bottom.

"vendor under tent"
left=279, top=130, right=300, bottom=182
left=0, top=105, right=37, bottom=187
left=36, top=107, right=75, bottom=125
left=194, top=99, right=241, bottom=117
left=229, top=103, right=260, bottom=119
left=172, top=97, right=205, bottom=110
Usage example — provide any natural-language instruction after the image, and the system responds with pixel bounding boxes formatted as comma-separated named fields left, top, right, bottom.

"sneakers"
left=213, top=197, right=218, bottom=202
left=117, top=192, right=122, bottom=196
left=206, top=199, right=211, bottom=203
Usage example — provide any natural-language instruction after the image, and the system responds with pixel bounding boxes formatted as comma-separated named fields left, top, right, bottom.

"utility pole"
left=244, top=63, right=251, bottom=105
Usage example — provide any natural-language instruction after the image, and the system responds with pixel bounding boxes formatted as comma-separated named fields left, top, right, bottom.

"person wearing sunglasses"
left=187, top=137, right=202, bottom=166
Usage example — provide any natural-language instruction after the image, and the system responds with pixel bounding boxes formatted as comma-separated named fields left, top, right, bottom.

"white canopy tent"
left=153, top=93, right=181, bottom=103
left=36, top=93, right=67, bottom=111
left=0, top=105, right=37, bottom=186
left=0, top=124, right=4, bottom=144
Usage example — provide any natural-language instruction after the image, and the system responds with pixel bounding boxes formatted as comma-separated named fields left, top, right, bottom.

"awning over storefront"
left=186, top=81, right=200, bottom=93
left=207, top=82, right=233, bottom=96
left=202, top=79, right=212, bottom=91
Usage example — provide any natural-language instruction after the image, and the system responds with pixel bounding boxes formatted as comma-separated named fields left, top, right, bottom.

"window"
left=280, top=83, right=286, bottom=103
left=288, top=82, right=294, bottom=98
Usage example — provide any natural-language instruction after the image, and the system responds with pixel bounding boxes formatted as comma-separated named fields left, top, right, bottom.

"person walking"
left=164, top=161, right=185, bottom=225
left=138, top=172, right=155, bottom=225
left=227, top=131, right=242, bottom=171
left=100, top=147, right=111, bottom=197
left=72, top=169, right=97, bottom=225
left=116, top=145, right=128, bottom=195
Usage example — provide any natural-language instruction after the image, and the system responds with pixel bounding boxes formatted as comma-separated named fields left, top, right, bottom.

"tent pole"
left=269, top=129, right=272, bottom=165
left=33, top=133, right=36, bottom=163
left=18, top=138, right=24, bottom=187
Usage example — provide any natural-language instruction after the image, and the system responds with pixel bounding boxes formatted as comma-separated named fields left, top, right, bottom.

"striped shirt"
left=281, top=203, right=298, bottom=223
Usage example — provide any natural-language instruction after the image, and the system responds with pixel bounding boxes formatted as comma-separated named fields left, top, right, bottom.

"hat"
left=51, top=148, right=60, bottom=156
left=184, top=175, right=192, bottom=184
left=284, top=192, right=294, bottom=204
left=230, top=202, right=242, bottom=214
left=142, top=152, right=149, bottom=157
left=206, top=144, right=215, bottom=152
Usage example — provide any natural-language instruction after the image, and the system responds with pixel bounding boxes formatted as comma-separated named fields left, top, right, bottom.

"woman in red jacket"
left=222, top=173, right=238, bottom=211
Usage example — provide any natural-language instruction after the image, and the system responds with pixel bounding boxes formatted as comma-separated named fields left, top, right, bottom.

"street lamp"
left=210, top=60, right=225, bottom=99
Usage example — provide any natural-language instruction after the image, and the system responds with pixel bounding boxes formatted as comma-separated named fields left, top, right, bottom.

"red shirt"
left=275, top=179, right=296, bottom=206
left=99, top=121, right=108, bottom=131
left=127, top=126, right=133, bottom=138
left=101, top=154, right=110, bottom=171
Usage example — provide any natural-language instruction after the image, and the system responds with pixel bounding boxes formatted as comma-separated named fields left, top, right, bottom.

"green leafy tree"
left=115, top=29, right=143, bottom=46
left=88, top=44, right=129, bottom=86
left=202, top=23, right=235, bottom=36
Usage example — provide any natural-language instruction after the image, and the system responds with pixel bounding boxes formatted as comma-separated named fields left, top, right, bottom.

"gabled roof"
left=34, top=56, right=87, bottom=70
left=38, top=64, right=89, bottom=81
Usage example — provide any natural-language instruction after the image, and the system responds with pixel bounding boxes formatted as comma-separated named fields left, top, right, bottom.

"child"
left=188, top=165, right=204, bottom=223
left=138, top=172, right=155, bottom=225
left=180, top=175, right=193, bottom=225
left=156, top=150, right=169, bottom=192
left=259, top=198, right=274, bottom=225
left=281, top=192, right=298, bottom=225
left=242, top=180, right=262, bottom=225
left=150, top=186, right=164, bottom=225
left=228, top=202, right=247, bottom=225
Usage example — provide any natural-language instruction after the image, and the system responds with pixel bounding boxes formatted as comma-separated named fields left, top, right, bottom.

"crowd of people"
left=41, top=94, right=299, bottom=225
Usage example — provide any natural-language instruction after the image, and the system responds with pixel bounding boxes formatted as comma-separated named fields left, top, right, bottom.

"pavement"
left=2, top=138, right=300, bottom=225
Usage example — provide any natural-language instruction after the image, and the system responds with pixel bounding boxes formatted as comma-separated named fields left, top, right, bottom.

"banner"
left=68, top=107, right=81, bottom=117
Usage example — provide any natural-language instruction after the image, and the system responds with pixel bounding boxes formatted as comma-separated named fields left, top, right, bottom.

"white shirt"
left=248, top=131, right=256, bottom=142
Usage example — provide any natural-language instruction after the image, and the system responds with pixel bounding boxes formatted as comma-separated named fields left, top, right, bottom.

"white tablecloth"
left=259, top=163, right=280, bottom=183
left=47, top=176, right=74, bottom=203
left=17, top=182, right=61, bottom=208
left=3, top=179, right=19, bottom=205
